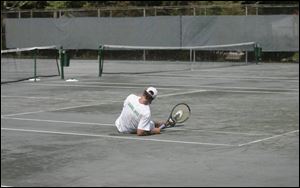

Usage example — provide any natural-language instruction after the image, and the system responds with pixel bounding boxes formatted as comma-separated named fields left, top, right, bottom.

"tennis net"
left=1, top=46, right=60, bottom=84
left=99, top=42, right=257, bottom=75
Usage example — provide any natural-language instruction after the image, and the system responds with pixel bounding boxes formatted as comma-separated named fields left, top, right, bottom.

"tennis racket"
left=165, top=103, right=191, bottom=128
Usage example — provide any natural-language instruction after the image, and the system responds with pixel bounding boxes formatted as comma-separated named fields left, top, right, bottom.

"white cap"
left=146, top=87, right=158, bottom=99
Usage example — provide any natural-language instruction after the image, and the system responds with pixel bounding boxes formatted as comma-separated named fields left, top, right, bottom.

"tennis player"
left=115, top=87, right=166, bottom=136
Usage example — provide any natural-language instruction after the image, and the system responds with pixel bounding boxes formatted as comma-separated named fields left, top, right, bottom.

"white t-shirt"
left=115, top=94, right=155, bottom=133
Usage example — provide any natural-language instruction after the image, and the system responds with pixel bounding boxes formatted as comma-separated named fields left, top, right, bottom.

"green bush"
left=292, top=52, right=299, bottom=62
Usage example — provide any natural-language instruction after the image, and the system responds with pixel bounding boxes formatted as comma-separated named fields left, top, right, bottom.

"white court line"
left=1, top=95, right=99, bottom=102
left=165, top=75, right=297, bottom=81
left=1, top=117, right=113, bottom=127
left=115, top=71, right=299, bottom=81
left=158, top=89, right=298, bottom=96
left=238, top=130, right=299, bottom=147
left=2, top=83, right=297, bottom=118
left=152, top=73, right=299, bottom=81
left=190, top=68, right=299, bottom=74
left=1, top=95, right=67, bottom=100
left=1, top=116, right=271, bottom=136
left=53, top=75, right=299, bottom=85
left=1, top=128, right=236, bottom=147
left=158, top=89, right=207, bottom=98
left=23, top=82, right=299, bottom=92
left=209, top=90, right=298, bottom=95
left=49, top=81, right=188, bottom=90
left=188, top=85, right=298, bottom=92
left=1, top=100, right=123, bottom=117
left=28, top=83, right=184, bottom=91
left=1, top=87, right=297, bottom=107
left=1, top=89, right=205, bottom=117
left=2, top=110, right=46, bottom=117
left=169, top=127, right=272, bottom=136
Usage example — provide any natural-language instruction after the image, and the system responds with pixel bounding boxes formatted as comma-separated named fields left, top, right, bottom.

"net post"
left=98, top=45, right=104, bottom=77
left=34, top=48, right=37, bottom=82
left=56, top=48, right=61, bottom=76
left=190, top=49, right=194, bottom=71
left=192, top=49, right=196, bottom=71
left=193, top=50, right=196, bottom=62
left=254, top=43, right=262, bottom=64
left=59, top=46, right=64, bottom=80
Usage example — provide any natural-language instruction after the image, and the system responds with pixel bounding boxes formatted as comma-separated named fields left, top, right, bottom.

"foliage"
left=2, top=1, right=298, bottom=11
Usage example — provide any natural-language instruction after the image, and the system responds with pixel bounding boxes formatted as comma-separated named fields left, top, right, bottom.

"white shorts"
left=149, top=120, right=155, bottom=130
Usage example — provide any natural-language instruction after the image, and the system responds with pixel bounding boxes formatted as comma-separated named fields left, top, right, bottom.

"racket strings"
left=171, top=104, right=190, bottom=123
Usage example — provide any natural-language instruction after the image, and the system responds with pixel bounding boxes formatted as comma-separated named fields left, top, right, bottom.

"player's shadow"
left=173, top=124, right=185, bottom=128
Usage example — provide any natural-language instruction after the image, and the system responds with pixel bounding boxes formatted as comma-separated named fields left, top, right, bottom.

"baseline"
left=1, top=128, right=236, bottom=147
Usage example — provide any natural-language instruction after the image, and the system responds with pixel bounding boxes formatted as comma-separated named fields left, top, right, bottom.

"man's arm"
left=154, top=121, right=166, bottom=128
left=137, top=128, right=161, bottom=136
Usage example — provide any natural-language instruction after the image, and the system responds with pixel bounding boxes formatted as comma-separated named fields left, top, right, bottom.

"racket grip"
left=159, top=124, right=166, bottom=129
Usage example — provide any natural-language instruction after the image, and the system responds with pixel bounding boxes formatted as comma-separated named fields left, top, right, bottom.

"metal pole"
left=98, top=46, right=101, bottom=77
left=191, top=50, right=195, bottom=71
left=193, top=50, right=196, bottom=63
left=60, top=46, right=64, bottom=80
left=99, top=45, right=104, bottom=77
left=34, top=49, right=37, bottom=81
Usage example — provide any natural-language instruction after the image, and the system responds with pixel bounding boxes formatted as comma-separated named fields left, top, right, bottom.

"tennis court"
left=1, top=60, right=299, bottom=187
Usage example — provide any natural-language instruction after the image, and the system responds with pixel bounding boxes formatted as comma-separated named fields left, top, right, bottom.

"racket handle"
left=166, top=119, right=175, bottom=127
left=159, top=124, right=166, bottom=129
